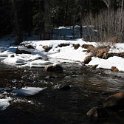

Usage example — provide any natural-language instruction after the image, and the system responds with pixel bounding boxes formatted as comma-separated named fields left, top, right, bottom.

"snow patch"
left=0, top=97, right=12, bottom=110
left=12, top=87, right=46, bottom=96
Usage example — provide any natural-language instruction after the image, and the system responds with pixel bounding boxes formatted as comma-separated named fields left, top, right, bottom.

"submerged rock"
left=103, top=92, right=124, bottom=110
left=87, top=92, right=124, bottom=118
left=87, top=106, right=108, bottom=118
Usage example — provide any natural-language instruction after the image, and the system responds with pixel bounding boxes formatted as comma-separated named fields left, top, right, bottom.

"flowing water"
left=0, top=63, right=124, bottom=124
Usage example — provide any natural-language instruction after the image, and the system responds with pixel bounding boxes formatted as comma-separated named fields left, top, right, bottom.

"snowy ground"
left=0, top=38, right=124, bottom=71
left=1, top=37, right=124, bottom=109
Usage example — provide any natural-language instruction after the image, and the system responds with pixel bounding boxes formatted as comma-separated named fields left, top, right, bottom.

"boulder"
left=45, top=64, right=63, bottom=73
left=111, top=66, right=119, bottom=72
left=10, top=54, right=15, bottom=57
left=58, top=43, right=70, bottom=47
left=87, top=92, right=124, bottom=118
left=82, top=44, right=111, bottom=59
left=73, top=44, right=80, bottom=49
left=83, top=56, right=92, bottom=64
left=103, top=92, right=124, bottom=110
left=82, top=44, right=95, bottom=53
left=42, top=45, right=52, bottom=52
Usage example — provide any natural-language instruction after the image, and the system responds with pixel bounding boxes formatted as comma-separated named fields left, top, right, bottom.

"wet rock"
left=45, top=64, right=63, bottom=73
left=103, top=92, right=124, bottom=111
left=111, top=66, right=119, bottom=72
left=10, top=54, right=15, bottom=57
left=87, top=107, right=108, bottom=118
left=59, top=85, right=71, bottom=91
left=73, top=44, right=80, bottom=49
left=42, top=45, right=52, bottom=52
left=87, top=92, right=124, bottom=119
left=83, top=56, right=92, bottom=64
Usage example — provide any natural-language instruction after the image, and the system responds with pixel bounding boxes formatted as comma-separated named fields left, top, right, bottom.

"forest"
left=0, top=0, right=124, bottom=44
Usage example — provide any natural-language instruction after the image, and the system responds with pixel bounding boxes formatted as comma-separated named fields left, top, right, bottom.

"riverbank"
left=0, top=38, right=124, bottom=72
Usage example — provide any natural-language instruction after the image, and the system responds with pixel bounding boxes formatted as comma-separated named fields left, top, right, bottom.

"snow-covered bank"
left=1, top=38, right=124, bottom=71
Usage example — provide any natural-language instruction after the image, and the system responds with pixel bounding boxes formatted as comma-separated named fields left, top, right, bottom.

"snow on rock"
left=88, top=56, right=124, bottom=71
left=12, top=87, right=46, bottom=96
left=49, top=46, right=89, bottom=62
left=1, top=38, right=124, bottom=71
left=2, top=55, right=26, bottom=66
left=109, top=43, right=124, bottom=53
left=0, top=97, right=12, bottom=110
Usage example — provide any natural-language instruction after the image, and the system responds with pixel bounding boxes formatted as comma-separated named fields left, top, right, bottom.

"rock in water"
left=87, top=107, right=108, bottom=118
left=87, top=92, right=124, bottom=118
left=45, top=64, right=63, bottom=73
left=103, top=92, right=124, bottom=111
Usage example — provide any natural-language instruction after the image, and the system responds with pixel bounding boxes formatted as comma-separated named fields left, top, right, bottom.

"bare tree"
left=11, top=0, right=23, bottom=45
left=102, top=0, right=111, bottom=8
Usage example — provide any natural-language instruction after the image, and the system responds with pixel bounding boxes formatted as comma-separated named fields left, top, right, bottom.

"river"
left=0, top=63, right=124, bottom=124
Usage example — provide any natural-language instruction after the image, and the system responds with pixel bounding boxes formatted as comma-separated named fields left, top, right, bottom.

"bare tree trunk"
left=11, top=0, right=23, bottom=45
left=120, top=0, right=124, bottom=33
left=64, top=0, right=69, bottom=26
left=102, top=0, right=111, bottom=36
left=39, top=0, right=49, bottom=40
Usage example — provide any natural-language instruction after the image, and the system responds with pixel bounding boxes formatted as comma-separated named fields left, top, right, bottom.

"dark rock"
left=58, top=43, right=70, bottom=47
left=103, top=92, right=124, bottom=111
left=83, top=56, right=92, bottom=64
left=59, top=85, right=71, bottom=91
left=73, top=44, right=80, bottom=49
left=42, top=45, right=52, bottom=52
left=82, top=44, right=95, bottom=53
left=45, top=64, right=63, bottom=73
left=10, top=54, right=15, bottom=57
left=108, top=52, right=124, bottom=58
left=87, top=92, right=124, bottom=119
left=26, top=45, right=35, bottom=49
left=87, top=107, right=108, bottom=118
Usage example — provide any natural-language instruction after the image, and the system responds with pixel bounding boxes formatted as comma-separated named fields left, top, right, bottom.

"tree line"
left=0, top=0, right=123, bottom=44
